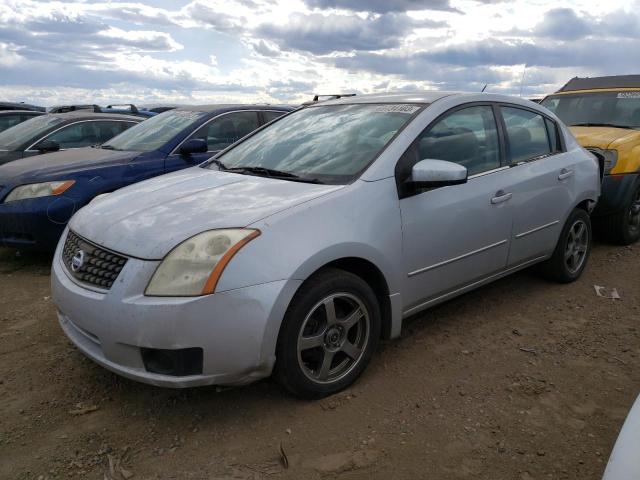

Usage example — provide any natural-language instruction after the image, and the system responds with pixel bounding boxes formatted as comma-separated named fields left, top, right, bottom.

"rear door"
left=499, top=105, right=577, bottom=265
left=164, top=111, right=261, bottom=173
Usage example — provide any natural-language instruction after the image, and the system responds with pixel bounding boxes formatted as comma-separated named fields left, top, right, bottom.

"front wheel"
left=601, top=183, right=640, bottom=245
left=540, top=208, right=592, bottom=283
left=274, top=268, right=381, bottom=399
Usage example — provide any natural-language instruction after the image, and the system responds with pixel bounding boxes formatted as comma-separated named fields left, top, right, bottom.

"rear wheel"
left=274, top=268, right=381, bottom=399
left=601, top=183, right=640, bottom=245
left=540, top=208, right=592, bottom=283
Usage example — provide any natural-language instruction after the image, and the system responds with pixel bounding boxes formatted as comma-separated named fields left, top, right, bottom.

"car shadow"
left=0, top=246, right=53, bottom=274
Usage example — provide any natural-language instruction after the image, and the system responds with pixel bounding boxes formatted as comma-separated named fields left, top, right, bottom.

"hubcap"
left=564, top=219, right=589, bottom=274
left=297, top=292, right=370, bottom=384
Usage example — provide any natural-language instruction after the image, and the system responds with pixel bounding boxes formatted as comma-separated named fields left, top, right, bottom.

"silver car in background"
left=52, top=92, right=600, bottom=398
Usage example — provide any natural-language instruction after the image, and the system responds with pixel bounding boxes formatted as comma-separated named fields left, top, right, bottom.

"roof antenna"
left=481, top=84, right=488, bottom=92
left=519, top=64, right=527, bottom=97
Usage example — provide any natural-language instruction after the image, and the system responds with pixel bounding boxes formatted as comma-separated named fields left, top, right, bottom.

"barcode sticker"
left=617, top=92, right=640, bottom=99
left=372, top=104, right=421, bottom=114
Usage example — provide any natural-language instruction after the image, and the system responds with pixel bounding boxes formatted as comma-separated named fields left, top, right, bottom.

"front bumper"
left=51, top=236, right=301, bottom=388
left=0, top=195, right=78, bottom=250
left=593, top=173, right=639, bottom=217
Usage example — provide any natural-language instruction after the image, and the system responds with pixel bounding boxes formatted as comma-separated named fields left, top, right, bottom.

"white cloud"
left=0, top=0, right=638, bottom=106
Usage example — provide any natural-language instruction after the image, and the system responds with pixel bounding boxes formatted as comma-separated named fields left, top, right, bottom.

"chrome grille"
left=62, top=231, right=127, bottom=290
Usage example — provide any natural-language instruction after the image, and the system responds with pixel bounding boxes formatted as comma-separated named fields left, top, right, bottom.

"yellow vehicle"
left=541, top=75, right=640, bottom=244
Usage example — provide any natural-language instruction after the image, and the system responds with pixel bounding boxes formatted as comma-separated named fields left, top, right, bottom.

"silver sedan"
left=52, top=92, right=600, bottom=398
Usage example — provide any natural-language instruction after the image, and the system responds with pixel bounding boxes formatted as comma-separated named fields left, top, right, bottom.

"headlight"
left=4, top=180, right=75, bottom=203
left=602, top=149, right=618, bottom=173
left=145, top=229, right=260, bottom=296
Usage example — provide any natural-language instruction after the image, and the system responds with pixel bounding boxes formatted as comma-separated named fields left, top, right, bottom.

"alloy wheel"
left=297, top=292, right=370, bottom=384
left=564, top=219, right=589, bottom=274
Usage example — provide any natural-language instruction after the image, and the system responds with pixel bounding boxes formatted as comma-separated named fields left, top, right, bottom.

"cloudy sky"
left=1, top=0, right=639, bottom=106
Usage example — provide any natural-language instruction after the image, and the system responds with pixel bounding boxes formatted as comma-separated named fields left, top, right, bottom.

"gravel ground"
left=0, top=240, right=638, bottom=480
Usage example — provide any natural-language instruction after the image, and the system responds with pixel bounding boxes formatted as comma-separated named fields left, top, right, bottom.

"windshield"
left=542, top=91, right=640, bottom=129
left=208, top=104, right=421, bottom=183
left=0, top=115, right=64, bottom=150
left=102, top=110, right=206, bottom=152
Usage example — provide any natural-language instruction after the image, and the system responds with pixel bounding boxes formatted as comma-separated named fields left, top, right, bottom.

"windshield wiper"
left=101, top=145, right=118, bottom=150
left=207, top=158, right=227, bottom=170
left=570, top=122, right=634, bottom=129
left=224, top=166, right=324, bottom=184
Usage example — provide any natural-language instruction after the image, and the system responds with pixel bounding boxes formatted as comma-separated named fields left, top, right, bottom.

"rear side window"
left=263, top=110, right=286, bottom=123
left=545, top=118, right=561, bottom=153
left=191, top=111, right=260, bottom=152
left=502, top=107, right=552, bottom=163
left=41, top=121, right=101, bottom=149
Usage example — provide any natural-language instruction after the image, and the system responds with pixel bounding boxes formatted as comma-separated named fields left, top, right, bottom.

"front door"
left=397, top=104, right=515, bottom=311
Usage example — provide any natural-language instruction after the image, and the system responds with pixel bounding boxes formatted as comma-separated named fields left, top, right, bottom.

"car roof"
left=317, top=91, right=546, bottom=107
left=319, top=91, right=458, bottom=105
left=0, top=101, right=45, bottom=112
left=0, top=110, right=44, bottom=115
left=557, top=75, right=640, bottom=93
left=48, top=112, right=143, bottom=122
left=173, top=104, right=294, bottom=113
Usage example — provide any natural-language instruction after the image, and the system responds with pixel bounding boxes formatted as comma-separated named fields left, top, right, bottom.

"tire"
left=540, top=208, right=592, bottom=283
left=274, top=268, right=381, bottom=399
left=601, top=183, right=640, bottom=245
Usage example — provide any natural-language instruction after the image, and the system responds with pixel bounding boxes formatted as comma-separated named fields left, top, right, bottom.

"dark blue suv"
left=0, top=104, right=292, bottom=250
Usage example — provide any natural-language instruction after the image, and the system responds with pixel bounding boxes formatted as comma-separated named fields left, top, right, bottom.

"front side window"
left=208, top=104, right=420, bottom=184
left=190, top=111, right=260, bottom=152
left=39, top=122, right=101, bottom=149
left=502, top=107, right=552, bottom=163
left=93, top=121, right=136, bottom=143
left=397, top=105, right=500, bottom=184
left=541, top=91, right=640, bottom=129
left=0, top=115, right=64, bottom=150
left=102, top=110, right=206, bottom=152
left=263, top=110, right=286, bottom=123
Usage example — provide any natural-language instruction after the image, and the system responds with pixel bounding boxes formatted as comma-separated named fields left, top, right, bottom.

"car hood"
left=69, top=167, right=343, bottom=259
left=0, top=147, right=140, bottom=184
left=569, top=126, right=640, bottom=150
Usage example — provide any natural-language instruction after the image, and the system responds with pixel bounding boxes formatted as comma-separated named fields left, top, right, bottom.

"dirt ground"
left=0, top=240, right=638, bottom=480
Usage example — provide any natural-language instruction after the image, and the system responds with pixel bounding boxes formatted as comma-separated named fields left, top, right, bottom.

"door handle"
left=491, top=190, right=512, bottom=205
left=558, top=168, right=574, bottom=181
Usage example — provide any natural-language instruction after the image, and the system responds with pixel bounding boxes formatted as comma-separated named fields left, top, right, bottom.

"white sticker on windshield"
left=372, top=104, right=421, bottom=114
left=617, top=92, right=640, bottom=99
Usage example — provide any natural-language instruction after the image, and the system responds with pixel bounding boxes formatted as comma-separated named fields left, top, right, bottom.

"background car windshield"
left=542, top=92, right=640, bottom=129
left=0, top=115, right=63, bottom=150
left=213, top=104, right=420, bottom=183
left=103, top=110, right=205, bottom=152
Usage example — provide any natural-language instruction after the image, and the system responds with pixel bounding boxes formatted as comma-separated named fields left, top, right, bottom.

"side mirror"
left=407, top=159, right=467, bottom=189
left=36, top=139, right=60, bottom=153
left=180, top=138, right=207, bottom=155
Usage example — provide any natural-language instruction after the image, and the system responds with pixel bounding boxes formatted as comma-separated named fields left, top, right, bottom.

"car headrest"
left=509, top=127, right=532, bottom=145
left=419, top=128, right=479, bottom=162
